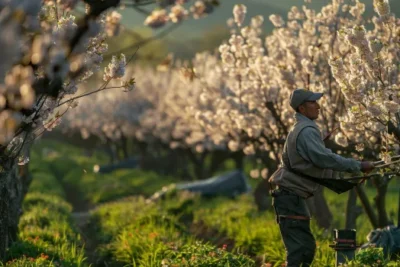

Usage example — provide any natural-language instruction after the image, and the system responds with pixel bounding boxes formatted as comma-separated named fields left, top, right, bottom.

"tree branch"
left=265, top=101, right=288, bottom=136
left=123, top=0, right=156, bottom=8
left=104, top=22, right=181, bottom=60
left=387, top=120, right=400, bottom=142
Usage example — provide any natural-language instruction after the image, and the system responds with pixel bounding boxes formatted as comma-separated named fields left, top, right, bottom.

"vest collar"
left=294, top=112, right=318, bottom=127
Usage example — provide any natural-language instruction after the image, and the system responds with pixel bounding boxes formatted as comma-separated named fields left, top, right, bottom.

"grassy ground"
left=6, top=139, right=400, bottom=266
left=3, top=147, right=87, bottom=266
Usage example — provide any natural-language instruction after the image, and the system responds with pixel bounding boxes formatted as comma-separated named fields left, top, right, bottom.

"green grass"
left=63, top=168, right=178, bottom=204
left=33, top=139, right=179, bottom=205
left=24, top=140, right=400, bottom=266
left=190, top=194, right=330, bottom=266
left=89, top=194, right=254, bottom=266
left=3, top=154, right=87, bottom=266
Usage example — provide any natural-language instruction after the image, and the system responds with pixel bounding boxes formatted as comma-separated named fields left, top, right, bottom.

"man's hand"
left=360, top=161, right=375, bottom=173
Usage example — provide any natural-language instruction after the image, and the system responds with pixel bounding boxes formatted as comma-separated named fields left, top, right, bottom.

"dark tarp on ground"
left=360, top=225, right=400, bottom=256
left=176, top=170, right=252, bottom=197
left=95, top=158, right=138, bottom=173
left=148, top=170, right=252, bottom=202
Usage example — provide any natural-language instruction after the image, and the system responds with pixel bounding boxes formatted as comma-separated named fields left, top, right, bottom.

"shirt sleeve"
left=296, top=127, right=361, bottom=173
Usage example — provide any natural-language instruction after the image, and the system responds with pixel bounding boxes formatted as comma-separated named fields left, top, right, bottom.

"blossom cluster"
left=62, top=61, right=221, bottom=156
left=329, top=0, right=400, bottom=159
left=61, top=67, right=146, bottom=142
left=144, top=0, right=216, bottom=28
left=0, top=0, right=123, bottom=165
left=190, top=0, right=370, bottom=173
left=60, top=0, right=394, bottom=178
left=62, top=0, right=400, bottom=177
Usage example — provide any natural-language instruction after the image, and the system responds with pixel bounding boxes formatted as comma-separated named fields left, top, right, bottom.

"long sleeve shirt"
left=295, top=113, right=361, bottom=173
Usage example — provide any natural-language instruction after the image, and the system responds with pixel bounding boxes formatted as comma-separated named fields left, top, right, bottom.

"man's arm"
left=296, top=127, right=361, bottom=173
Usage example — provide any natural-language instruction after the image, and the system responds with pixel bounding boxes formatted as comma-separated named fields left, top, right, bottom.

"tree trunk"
left=120, top=135, right=129, bottom=159
left=0, top=161, right=32, bottom=259
left=114, top=143, right=122, bottom=161
left=372, top=177, right=391, bottom=227
left=177, top=149, right=191, bottom=180
left=345, top=188, right=363, bottom=229
left=137, top=141, right=148, bottom=169
left=164, top=149, right=179, bottom=176
left=233, top=151, right=244, bottom=170
left=397, top=186, right=400, bottom=228
left=207, top=150, right=231, bottom=177
left=104, top=140, right=116, bottom=163
left=306, top=188, right=333, bottom=230
left=0, top=184, right=9, bottom=260
left=253, top=179, right=272, bottom=212
left=192, top=151, right=208, bottom=180
left=355, top=185, right=379, bottom=229
left=253, top=158, right=278, bottom=212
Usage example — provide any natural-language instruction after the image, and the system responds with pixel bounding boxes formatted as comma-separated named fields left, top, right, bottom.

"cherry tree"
left=0, top=0, right=133, bottom=258
left=0, top=0, right=223, bottom=257
left=188, top=0, right=376, bottom=229
left=61, top=60, right=229, bottom=179
left=329, top=0, right=400, bottom=228
left=255, top=0, right=367, bottom=227
left=59, top=66, right=146, bottom=162
left=137, top=54, right=229, bottom=179
left=195, top=1, right=363, bottom=167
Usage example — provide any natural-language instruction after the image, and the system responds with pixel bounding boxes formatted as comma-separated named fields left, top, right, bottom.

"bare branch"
left=58, top=46, right=140, bottom=108
left=104, top=22, right=181, bottom=60
left=123, top=0, right=156, bottom=8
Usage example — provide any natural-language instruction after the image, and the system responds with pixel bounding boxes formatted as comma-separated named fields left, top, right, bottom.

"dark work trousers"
left=272, top=190, right=316, bottom=267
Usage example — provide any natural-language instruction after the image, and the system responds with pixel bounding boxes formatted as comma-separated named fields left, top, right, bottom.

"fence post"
left=329, top=229, right=359, bottom=266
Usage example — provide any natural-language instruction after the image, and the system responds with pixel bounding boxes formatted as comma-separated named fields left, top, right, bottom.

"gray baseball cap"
left=290, top=89, right=323, bottom=110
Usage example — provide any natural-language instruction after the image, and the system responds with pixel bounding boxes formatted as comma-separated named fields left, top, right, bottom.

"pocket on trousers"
left=280, top=217, right=307, bottom=230
left=279, top=218, right=301, bottom=240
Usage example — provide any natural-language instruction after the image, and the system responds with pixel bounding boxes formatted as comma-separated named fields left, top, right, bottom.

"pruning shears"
left=373, top=155, right=400, bottom=168
left=343, top=156, right=400, bottom=182
left=320, top=128, right=400, bottom=184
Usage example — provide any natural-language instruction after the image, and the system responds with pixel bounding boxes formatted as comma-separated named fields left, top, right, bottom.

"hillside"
left=112, top=0, right=400, bottom=60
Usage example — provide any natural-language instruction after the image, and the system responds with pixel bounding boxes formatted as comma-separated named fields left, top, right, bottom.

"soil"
left=60, top=180, right=100, bottom=265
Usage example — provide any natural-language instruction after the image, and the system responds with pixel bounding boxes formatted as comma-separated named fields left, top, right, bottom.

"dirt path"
left=71, top=211, right=100, bottom=265
left=59, top=180, right=99, bottom=266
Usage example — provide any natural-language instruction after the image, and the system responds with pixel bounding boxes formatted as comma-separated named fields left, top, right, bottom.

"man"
left=268, top=88, right=375, bottom=267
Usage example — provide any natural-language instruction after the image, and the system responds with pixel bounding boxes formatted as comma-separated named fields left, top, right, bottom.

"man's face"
left=298, top=101, right=320, bottom=120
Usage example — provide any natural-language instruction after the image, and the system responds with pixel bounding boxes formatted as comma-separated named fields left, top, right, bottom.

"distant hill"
left=114, top=0, right=400, bottom=59
left=118, top=1, right=284, bottom=40
left=118, top=0, right=400, bottom=37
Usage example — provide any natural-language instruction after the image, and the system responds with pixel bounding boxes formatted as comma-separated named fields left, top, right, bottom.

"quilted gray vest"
left=269, top=119, right=338, bottom=198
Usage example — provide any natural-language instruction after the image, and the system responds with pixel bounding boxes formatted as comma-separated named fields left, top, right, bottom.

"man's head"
left=290, top=89, right=323, bottom=120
